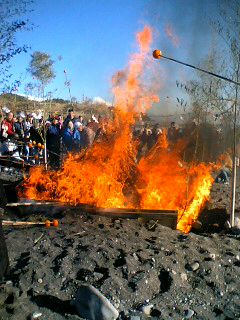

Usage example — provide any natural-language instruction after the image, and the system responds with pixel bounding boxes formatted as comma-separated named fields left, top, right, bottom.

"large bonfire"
left=22, top=26, right=214, bottom=233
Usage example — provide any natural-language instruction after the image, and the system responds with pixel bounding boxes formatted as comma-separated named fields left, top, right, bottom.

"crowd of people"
left=0, top=108, right=234, bottom=184
left=0, top=108, right=103, bottom=168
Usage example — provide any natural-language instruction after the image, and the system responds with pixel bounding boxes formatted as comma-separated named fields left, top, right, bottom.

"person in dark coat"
left=29, top=121, right=44, bottom=145
left=62, top=121, right=74, bottom=152
left=46, top=118, right=61, bottom=169
left=62, top=108, right=77, bottom=130
left=14, top=116, right=24, bottom=140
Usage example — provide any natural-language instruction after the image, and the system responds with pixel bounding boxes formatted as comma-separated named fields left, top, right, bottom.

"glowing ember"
left=22, top=25, right=214, bottom=233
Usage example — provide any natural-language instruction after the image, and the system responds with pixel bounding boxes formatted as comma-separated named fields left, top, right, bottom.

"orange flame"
left=22, top=26, right=214, bottom=233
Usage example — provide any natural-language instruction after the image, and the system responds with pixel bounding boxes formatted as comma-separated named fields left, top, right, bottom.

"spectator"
left=78, top=124, right=95, bottom=148
left=47, top=113, right=55, bottom=122
left=58, top=115, right=63, bottom=129
left=1, top=112, right=15, bottom=139
left=30, top=120, right=44, bottom=145
left=14, top=116, right=24, bottom=140
left=46, top=117, right=61, bottom=169
left=63, top=108, right=77, bottom=129
left=62, top=120, right=74, bottom=152
left=73, top=125, right=82, bottom=152
left=79, top=115, right=85, bottom=125
left=24, top=114, right=34, bottom=135
left=167, top=121, right=179, bottom=143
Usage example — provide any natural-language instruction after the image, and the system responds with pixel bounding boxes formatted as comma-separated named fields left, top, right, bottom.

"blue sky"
left=10, top=0, right=220, bottom=114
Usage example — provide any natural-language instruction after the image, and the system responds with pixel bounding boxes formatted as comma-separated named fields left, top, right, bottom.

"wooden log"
left=6, top=201, right=178, bottom=229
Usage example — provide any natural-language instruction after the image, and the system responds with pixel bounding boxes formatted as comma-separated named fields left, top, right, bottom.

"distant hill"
left=0, top=93, right=113, bottom=121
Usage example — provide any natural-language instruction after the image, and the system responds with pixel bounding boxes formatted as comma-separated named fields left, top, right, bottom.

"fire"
left=22, top=26, right=214, bottom=233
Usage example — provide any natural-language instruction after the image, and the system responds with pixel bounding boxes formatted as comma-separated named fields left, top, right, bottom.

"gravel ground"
left=0, top=182, right=240, bottom=320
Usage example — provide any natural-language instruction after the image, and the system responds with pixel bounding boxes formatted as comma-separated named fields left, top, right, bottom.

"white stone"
left=142, top=304, right=153, bottom=316
left=209, top=253, right=216, bottom=260
left=32, top=312, right=42, bottom=319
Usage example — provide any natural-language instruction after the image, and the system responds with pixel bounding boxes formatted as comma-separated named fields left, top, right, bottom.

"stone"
left=71, top=284, right=119, bottom=320
left=181, top=273, right=188, bottom=281
left=209, top=253, right=216, bottom=260
left=142, top=304, right=153, bottom=316
left=192, top=220, right=202, bottom=230
left=186, top=262, right=199, bottom=271
left=184, top=309, right=194, bottom=318
left=32, top=312, right=43, bottom=319
left=235, top=217, right=240, bottom=229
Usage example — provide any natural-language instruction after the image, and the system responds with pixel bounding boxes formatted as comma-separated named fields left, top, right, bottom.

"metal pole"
left=153, top=51, right=240, bottom=86
left=153, top=49, right=240, bottom=227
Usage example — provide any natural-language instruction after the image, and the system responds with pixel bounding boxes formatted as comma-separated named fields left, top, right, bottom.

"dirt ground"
left=0, top=182, right=240, bottom=320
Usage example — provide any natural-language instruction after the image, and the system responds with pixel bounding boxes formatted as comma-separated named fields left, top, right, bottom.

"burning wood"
left=6, top=201, right=178, bottom=229
left=19, top=26, right=214, bottom=234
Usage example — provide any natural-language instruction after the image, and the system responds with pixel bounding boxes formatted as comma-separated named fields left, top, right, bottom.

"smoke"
left=143, top=0, right=220, bottom=116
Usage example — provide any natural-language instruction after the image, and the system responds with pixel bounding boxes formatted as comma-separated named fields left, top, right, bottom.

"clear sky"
left=10, top=0, right=220, bottom=114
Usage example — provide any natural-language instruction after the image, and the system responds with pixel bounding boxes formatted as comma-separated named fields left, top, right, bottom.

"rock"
left=192, top=220, right=202, bottom=230
left=141, top=304, right=153, bottom=316
left=93, top=272, right=103, bottom=281
left=235, top=217, right=240, bottom=229
left=32, top=312, right=43, bottom=319
left=180, top=273, right=188, bottom=281
left=186, top=262, right=199, bottom=271
left=71, top=284, right=119, bottom=320
left=209, top=253, right=216, bottom=260
left=184, top=309, right=194, bottom=318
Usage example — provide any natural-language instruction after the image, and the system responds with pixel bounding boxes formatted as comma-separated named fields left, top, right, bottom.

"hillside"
left=0, top=94, right=113, bottom=120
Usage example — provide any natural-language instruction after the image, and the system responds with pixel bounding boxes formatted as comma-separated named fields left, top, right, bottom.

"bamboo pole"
left=230, top=53, right=240, bottom=227
left=2, top=219, right=59, bottom=227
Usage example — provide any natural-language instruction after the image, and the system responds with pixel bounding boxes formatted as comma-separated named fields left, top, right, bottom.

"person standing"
left=46, top=117, right=61, bottom=169
left=62, top=108, right=77, bottom=130
left=1, top=112, right=15, bottom=140
left=62, top=121, right=74, bottom=152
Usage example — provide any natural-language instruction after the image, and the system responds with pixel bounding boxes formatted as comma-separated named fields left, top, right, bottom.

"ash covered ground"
left=0, top=183, right=240, bottom=320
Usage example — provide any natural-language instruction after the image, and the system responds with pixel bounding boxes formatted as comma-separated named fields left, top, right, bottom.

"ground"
left=0, top=183, right=240, bottom=320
